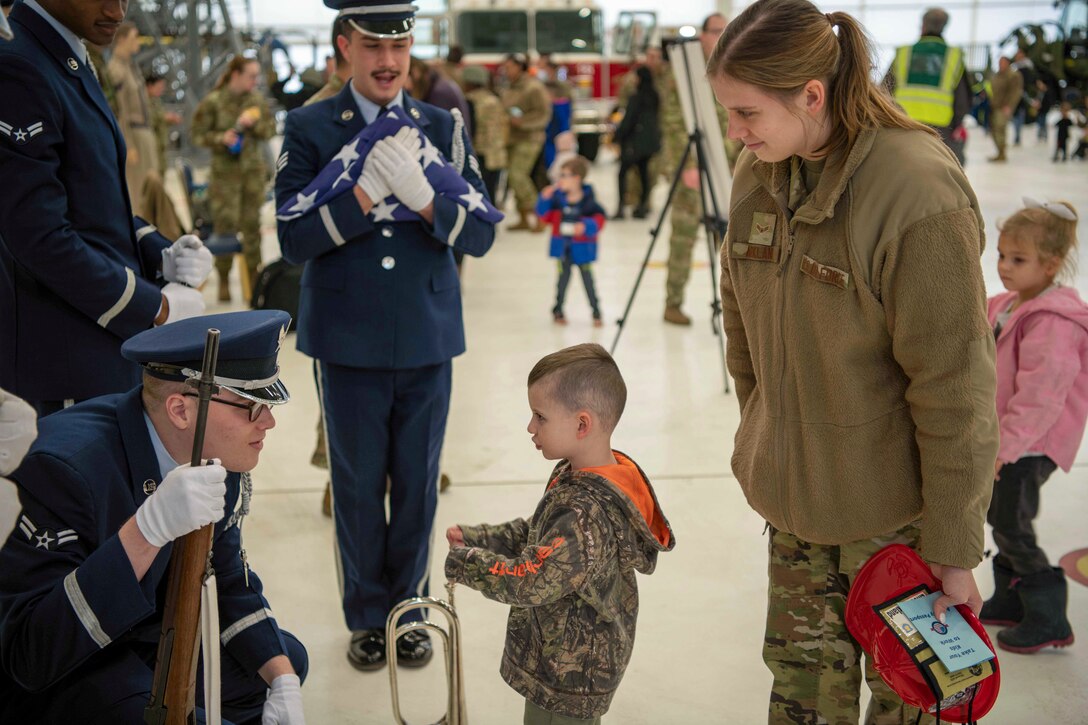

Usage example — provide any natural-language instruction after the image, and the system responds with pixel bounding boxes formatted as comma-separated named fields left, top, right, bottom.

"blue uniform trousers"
left=0, top=631, right=307, bottom=724
left=319, top=360, right=452, bottom=630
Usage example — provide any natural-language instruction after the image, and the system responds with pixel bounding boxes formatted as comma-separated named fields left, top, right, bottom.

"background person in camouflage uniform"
left=445, top=344, right=673, bottom=725
left=660, top=13, right=740, bottom=326
left=305, top=19, right=350, bottom=108
left=191, top=55, right=275, bottom=301
left=988, top=56, right=1023, bottom=162
left=463, top=64, right=508, bottom=202
left=145, top=72, right=182, bottom=174
left=501, top=53, right=552, bottom=230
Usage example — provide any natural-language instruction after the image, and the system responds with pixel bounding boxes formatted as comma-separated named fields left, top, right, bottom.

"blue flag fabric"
left=275, top=106, right=504, bottom=225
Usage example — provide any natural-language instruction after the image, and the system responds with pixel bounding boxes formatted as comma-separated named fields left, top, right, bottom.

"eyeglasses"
left=183, top=392, right=268, bottom=422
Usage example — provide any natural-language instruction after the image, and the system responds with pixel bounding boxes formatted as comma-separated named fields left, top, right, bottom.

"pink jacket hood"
left=988, top=286, right=1088, bottom=471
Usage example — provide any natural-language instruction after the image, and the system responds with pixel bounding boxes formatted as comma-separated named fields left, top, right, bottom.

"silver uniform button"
left=68, top=58, right=79, bottom=71
left=143, top=479, right=157, bottom=495
left=381, top=227, right=393, bottom=238
left=341, top=109, right=355, bottom=121
left=382, top=256, right=396, bottom=270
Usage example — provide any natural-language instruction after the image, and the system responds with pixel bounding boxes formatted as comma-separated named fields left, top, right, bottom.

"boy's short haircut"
left=528, top=343, right=627, bottom=431
left=561, top=155, right=590, bottom=181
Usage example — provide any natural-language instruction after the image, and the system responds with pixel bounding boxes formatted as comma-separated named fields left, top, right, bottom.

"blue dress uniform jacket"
left=0, top=388, right=288, bottom=703
left=276, top=87, right=495, bottom=370
left=0, top=5, right=169, bottom=402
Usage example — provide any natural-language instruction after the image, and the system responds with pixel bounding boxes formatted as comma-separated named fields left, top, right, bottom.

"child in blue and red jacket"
left=537, top=156, right=607, bottom=326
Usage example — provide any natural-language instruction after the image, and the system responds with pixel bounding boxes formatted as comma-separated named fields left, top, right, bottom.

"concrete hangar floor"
left=222, top=128, right=1088, bottom=723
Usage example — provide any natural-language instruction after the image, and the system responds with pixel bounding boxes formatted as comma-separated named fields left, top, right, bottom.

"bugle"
left=386, top=581, right=467, bottom=725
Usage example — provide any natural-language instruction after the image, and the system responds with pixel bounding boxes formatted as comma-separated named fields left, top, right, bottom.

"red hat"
left=845, top=545, right=1000, bottom=723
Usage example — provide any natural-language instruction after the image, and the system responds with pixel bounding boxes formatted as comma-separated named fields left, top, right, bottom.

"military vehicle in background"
left=1001, top=0, right=1087, bottom=105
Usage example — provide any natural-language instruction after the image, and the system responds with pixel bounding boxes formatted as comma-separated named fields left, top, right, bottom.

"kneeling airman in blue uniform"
left=275, top=0, right=496, bottom=671
left=0, top=311, right=307, bottom=725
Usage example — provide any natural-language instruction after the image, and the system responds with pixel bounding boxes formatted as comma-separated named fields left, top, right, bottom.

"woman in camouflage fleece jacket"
left=445, top=453, right=674, bottom=721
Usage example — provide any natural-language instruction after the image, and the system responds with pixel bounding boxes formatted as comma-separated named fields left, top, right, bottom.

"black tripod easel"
left=610, top=39, right=731, bottom=394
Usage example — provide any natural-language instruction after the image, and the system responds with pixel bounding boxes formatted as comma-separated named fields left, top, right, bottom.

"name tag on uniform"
left=731, top=242, right=779, bottom=262
left=801, top=254, right=850, bottom=290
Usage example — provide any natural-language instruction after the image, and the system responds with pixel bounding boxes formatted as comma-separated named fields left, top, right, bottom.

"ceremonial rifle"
left=145, top=329, right=221, bottom=725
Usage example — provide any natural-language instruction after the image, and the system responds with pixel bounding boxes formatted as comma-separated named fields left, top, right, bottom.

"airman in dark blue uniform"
left=0, top=311, right=307, bottom=725
left=275, top=0, right=495, bottom=671
left=0, top=1, right=209, bottom=415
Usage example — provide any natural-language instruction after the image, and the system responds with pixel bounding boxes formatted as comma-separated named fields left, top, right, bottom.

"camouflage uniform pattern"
left=446, top=455, right=674, bottom=720
left=303, top=73, right=345, bottom=107
left=466, top=87, right=509, bottom=170
left=765, top=524, right=938, bottom=725
left=191, top=88, right=276, bottom=278
left=660, top=71, right=741, bottom=308
left=502, top=74, right=552, bottom=212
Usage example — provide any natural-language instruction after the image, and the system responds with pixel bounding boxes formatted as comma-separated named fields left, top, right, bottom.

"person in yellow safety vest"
left=882, top=7, right=972, bottom=164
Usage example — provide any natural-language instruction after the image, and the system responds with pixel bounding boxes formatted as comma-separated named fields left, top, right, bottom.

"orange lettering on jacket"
left=488, top=537, right=566, bottom=577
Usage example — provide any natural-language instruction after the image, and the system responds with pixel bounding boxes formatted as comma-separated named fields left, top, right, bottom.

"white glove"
left=389, top=124, right=422, bottom=158
left=161, top=282, right=205, bottom=325
left=135, top=461, right=227, bottom=548
left=357, top=126, right=422, bottom=207
left=372, top=137, right=434, bottom=212
left=357, top=146, right=391, bottom=206
left=162, top=235, right=214, bottom=287
left=0, top=390, right=36, bottom=476
left=262, top=674, right=305, bottom=725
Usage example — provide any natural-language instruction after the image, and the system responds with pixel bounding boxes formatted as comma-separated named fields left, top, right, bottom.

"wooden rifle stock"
left=145, top=329, right=221, bottom=725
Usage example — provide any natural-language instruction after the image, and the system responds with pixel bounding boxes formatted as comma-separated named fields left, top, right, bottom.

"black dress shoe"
left=347, top=629, right=386, bottom=671
left=395, top=630, right=433, bottom=668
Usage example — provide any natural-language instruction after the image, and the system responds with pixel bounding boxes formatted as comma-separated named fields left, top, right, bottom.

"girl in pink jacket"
left=982, top=197, right=1087, bottom=655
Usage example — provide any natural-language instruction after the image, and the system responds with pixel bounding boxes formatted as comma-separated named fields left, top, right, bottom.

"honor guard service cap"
left=121, top=310, right=292, bottom=406
left=845, top=545, right=1000, bottom=723
left=327, top=0, right=417, bottom=39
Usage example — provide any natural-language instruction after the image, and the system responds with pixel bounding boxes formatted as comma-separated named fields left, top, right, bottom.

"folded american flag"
left=276, top=106, right=504, bottom=225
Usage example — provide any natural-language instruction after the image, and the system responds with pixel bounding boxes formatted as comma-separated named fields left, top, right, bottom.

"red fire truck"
left=430, top=2, right=657, bottom=159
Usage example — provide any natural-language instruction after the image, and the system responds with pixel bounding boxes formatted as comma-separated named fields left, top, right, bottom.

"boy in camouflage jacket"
left=445, top=344, right=674, bottom=723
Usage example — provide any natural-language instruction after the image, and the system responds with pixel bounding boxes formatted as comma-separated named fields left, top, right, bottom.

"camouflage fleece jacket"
left=445, top=452, right=674, bottom=719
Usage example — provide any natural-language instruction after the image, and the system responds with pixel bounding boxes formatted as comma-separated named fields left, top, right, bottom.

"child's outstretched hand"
left=541, top=185, right=556, bottom=200
left=446, top=525, right=465, bottom=548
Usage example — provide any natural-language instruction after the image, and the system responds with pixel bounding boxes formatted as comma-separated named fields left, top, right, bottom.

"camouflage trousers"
left=508, top=140, right=544, bottom=212
left=210, top=168, right=267, bottom=278
left=666, top=184, right=703, bottom=308
left=765, top=524, right=937, bottom=725
left=990, top=110, right=1010, bottom=157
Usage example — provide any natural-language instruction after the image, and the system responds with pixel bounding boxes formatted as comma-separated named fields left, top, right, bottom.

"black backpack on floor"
left=251, top=258, right=303, bottom=332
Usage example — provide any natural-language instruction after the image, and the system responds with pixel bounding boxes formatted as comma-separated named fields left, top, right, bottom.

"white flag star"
left=290, top=190, right=318, bottom=214
left=419, top=139, right=444, bottom=169
left=332, top=140, right=360, bottom=169
left=333, top=166, right=354, bottom=188
left=372, top=199, right=400, bottom=222
left=458, top=185, right=486, bottom=213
